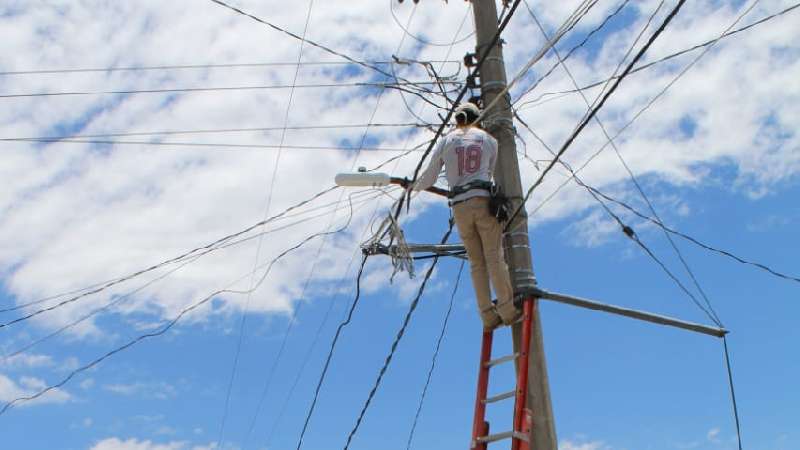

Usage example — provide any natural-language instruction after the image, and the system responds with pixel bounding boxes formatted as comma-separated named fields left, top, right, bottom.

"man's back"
left=437, top=127, right=498, bottom=201
left=414, top=125, right=499, bottom=202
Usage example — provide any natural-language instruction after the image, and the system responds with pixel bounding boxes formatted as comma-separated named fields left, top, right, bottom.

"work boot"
left=495, top=298, right=521, bottom=325
left=480, top=304, right=502, bottom=331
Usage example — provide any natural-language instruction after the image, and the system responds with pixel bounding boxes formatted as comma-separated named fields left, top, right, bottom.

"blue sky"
left=0, top=1, right=798, bottom=450
left=3, top=180, right=798, bottom=450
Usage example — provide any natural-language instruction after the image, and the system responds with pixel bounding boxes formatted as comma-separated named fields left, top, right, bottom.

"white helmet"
left=454, top=102, right=481, bottom=124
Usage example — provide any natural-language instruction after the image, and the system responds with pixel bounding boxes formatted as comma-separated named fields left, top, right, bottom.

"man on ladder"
left=413, top=102, right=520, bottom=330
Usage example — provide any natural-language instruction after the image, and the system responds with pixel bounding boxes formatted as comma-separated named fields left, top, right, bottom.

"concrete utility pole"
left=471, top=1, right=557, bottom=448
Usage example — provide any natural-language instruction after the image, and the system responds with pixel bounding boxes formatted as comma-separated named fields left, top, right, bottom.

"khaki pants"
left=452, top=197, right=517, bottom=326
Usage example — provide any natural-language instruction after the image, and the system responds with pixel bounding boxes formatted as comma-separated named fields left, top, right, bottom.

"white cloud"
left=559, top=439, right=609, bottom=450
left=0, top=353, right=54, bottom=370
left=707, top=427, right=721, bottom=443
left=80, top=378, right=95, bottom=390
left=0, top=0, right=795, bottom=348
left=0, top=373, right=71, bottom=407
left=103, top=381, right=177, bottom=400
left=89, top=438, right=185, bottom=450
left=89, top=438, right=221, bottom=450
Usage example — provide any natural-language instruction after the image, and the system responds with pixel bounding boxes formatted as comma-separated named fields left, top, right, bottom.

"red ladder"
left=470, top=298, right=534, bottom=450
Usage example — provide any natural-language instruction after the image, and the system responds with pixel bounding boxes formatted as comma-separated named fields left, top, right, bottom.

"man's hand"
left=389, top=176, right=411, bottom=188
left=389, top=176, right=450, bottom=198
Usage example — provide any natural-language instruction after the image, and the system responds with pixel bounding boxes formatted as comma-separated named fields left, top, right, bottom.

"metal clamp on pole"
left=481, top=80, right=507, bottom=93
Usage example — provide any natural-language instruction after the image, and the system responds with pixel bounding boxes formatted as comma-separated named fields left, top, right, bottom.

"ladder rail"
left=470, top=298, right=535, bottom=450
left=511, top=298, right=535, bottom=450
left=471, top=330, right=493, bottom=450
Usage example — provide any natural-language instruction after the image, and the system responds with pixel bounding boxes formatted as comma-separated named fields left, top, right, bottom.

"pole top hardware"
left=467, top=74, right=480, bottom=90
left=464, top=52, right=478, bottom=68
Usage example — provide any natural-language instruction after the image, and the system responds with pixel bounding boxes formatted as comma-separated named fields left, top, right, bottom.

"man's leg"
left=473, top=198, right=518, bottom=324
left=453, top=200, right=500, bottom=330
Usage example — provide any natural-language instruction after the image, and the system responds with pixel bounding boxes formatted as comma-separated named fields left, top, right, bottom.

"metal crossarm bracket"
left=528, top=288, right=729, bottom=338
left=363, top=243, right=467, bottom=260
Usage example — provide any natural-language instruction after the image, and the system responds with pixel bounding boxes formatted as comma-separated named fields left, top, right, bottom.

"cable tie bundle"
left=364, top=212, right=415, bottom=282
left=386, top=214, right=414, bottom=282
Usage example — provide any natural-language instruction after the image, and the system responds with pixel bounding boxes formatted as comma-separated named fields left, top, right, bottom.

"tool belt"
left=448, top=180, right=493, bottom=199
left=449, top=180, right=510, bottom=223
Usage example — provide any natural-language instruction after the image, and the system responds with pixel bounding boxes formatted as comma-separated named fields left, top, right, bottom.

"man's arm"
left=488, top=134, right=499, bottom=178
left=413, top=142, right=444, bottom=192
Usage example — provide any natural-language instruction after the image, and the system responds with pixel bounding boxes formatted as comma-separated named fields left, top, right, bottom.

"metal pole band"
left=483, top=56, right=505, bottom=65
left=481, top=80, right=508, bottom=92
left=504, top=231, right=529, bottom=238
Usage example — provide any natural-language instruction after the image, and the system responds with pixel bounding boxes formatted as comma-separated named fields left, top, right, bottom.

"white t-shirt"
left=414, top=127, right=498, bottom=202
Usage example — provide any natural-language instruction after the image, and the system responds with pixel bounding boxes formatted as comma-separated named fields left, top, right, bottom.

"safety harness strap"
left=448, top=180, right=493, bottom=199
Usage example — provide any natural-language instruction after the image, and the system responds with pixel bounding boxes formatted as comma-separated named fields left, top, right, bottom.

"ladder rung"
left=482, top=390, right=515, bottom=404
left=485, top=353, right=519, bottom=368
left=475, top=431, right=529, bottom=444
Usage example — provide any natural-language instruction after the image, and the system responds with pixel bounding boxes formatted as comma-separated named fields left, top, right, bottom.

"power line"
left=387, top=3, right=473, bottom=127
left=7, top=138, right=412, bottom=343
left=515, top=114, right=720, bottom=324
left=290, top=10, right=443, bottom=445
left=0, top=130, right=425, bottom=333
left=505, top=0, right=688, bottom=229
left=1, top=190, right=391, bottom=362
left=284, top=24, right=471, bottom=447
left=521, top=115, right=734, bottom=326
left=524, top=0, right=725, bottom=325
left=509, top=19, right=723, bottom=325
left=0, top=187, right=388, bottom=318
left=209, top=0, right=419, bottom=84
left=0, top=60, right=460, bottom=76
left=519, top=0, right=742, bottom=217
left=389, top=0, right=476, bottom=47
left=514, top=0, right=631, bottom=105
left=405, top=259, right=464, bottom=450
left=263, top=198, right=390, bottom=448
left=389, top=6, right=450, bottom=123
left=723, top=336, right=743, bottom=450
left=265, top=140, right=414, bottom=446
left=516, top=1, right=800, bottom=289
left=234, top=37, right=429, bottom=436
left=475, top=0, right=599, bottom=122
left=401, top=0, right=526, bottom=219
left=510, top=0, right=666, bottom=221
left=0, top=199, right=357, bottom=416
left=243, top=9, right=436, bottom=438
left=582, top=185, right=800, bottom=284
left=3, top=252, right=207, bottom=361
left=514, top=2, right=800, bottom=109
left=626, top=228, right=722, bottom=326
left=0, top=185, right=340, bottom=330
left=217, top=1, right=318, bottom=445
left=342, top=221, right=455, bottom=450
left=0, top=80, right=455, bottom=99
left=294, top=254, right=370, bottom=450
left=511, top=0, right=727, bottom=326
left=0, top=123, right=432, bottom=141
left=0, top=278, right=122, bottom=315
left=0, top=138, right=428, bottom=153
